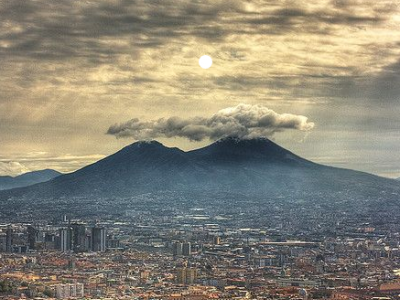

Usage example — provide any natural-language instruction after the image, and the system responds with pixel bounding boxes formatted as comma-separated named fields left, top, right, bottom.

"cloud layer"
left=107, top=104, right=315, bottom=141
left=0, top=162, right=30, bottom=177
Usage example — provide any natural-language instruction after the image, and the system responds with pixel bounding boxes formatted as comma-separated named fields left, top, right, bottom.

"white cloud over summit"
left=107, top=104, right=315, bottom=141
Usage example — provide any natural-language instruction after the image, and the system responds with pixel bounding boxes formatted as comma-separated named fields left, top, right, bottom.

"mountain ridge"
left=0, top=169, right=61, bottom=191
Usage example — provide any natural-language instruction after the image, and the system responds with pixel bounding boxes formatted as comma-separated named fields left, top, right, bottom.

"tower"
left=71, top=223, right=87, bottom=253
left=59, top=228, right=72, bottom=252
left=173, top=241, right=183, bottom=256
left=27, top=226, right=39, bottom=250
left=183, top=242, right=191, bottom=256
left=6, top=226, right=13, bottom=253
left=91, top=226, right=106, bottom=252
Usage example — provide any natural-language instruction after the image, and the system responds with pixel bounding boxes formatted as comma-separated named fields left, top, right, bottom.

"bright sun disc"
left=199, top=55, right=212, bottom=69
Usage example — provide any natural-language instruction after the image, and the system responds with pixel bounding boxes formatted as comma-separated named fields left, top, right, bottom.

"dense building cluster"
left=0, top=219, right=108, bottom=254
left=1, top=205, right=400, bottom=299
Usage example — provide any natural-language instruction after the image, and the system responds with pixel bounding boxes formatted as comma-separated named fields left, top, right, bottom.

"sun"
left=199, top=55, right=212, bottom=69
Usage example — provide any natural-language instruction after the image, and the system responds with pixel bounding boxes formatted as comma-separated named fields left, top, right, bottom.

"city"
left=1, top=201, right=400, bottom=299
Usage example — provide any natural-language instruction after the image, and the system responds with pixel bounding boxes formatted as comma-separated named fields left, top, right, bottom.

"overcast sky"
left=0, top=0, right=399, bottom=178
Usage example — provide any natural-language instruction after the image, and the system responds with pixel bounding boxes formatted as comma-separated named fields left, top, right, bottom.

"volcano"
left=0, top=138, right=399, bottom=210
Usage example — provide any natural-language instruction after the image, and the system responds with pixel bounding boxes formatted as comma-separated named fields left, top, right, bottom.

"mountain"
left=0, top=169, right=61, bottom=190
left=0, top=138, right=399, bottom=219
left=187, top=137, right=317, bottom=167
left=0, top=138, right=318, bottom=197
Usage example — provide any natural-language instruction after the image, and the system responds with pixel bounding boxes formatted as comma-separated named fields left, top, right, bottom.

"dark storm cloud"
left=0, top=0, right=385, bottom=62
left=107, top=104, right=315, bottom=141
left=244, top=8, right=383, bottom=26
left=239, top=7, right=384, bottom=36
left=331, top=0, right=398, bottom=14
left=0, top=0, right=247, bottom=61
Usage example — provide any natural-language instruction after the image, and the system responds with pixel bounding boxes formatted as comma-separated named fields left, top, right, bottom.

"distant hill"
left=0, top=169, right=61, bottom=190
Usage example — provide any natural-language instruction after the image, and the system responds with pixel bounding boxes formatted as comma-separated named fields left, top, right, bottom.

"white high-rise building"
left=59, top=228, right=72, bottom=252
left=55, top=283, right=84, bottom=299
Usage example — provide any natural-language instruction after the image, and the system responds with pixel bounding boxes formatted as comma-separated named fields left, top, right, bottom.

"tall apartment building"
left=59, top=228, right=72, bottom=252
left=6, top=226, right=13, bottom=253
left=173, top=241, right=183, bottom=256
left=183, top=242, right=192, bottom=256
left=176, top=267, right=198, bottom=285
left=91, top=226, right=106, bottom=252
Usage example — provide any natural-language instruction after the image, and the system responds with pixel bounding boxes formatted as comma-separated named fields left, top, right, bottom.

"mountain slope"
left=2, top=141, right=199, bottom=197
left=0, top=169, right=61, bottom=190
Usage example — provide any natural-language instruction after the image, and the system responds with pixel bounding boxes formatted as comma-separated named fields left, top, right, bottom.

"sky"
left=0, top=0, right=400, bottom=178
